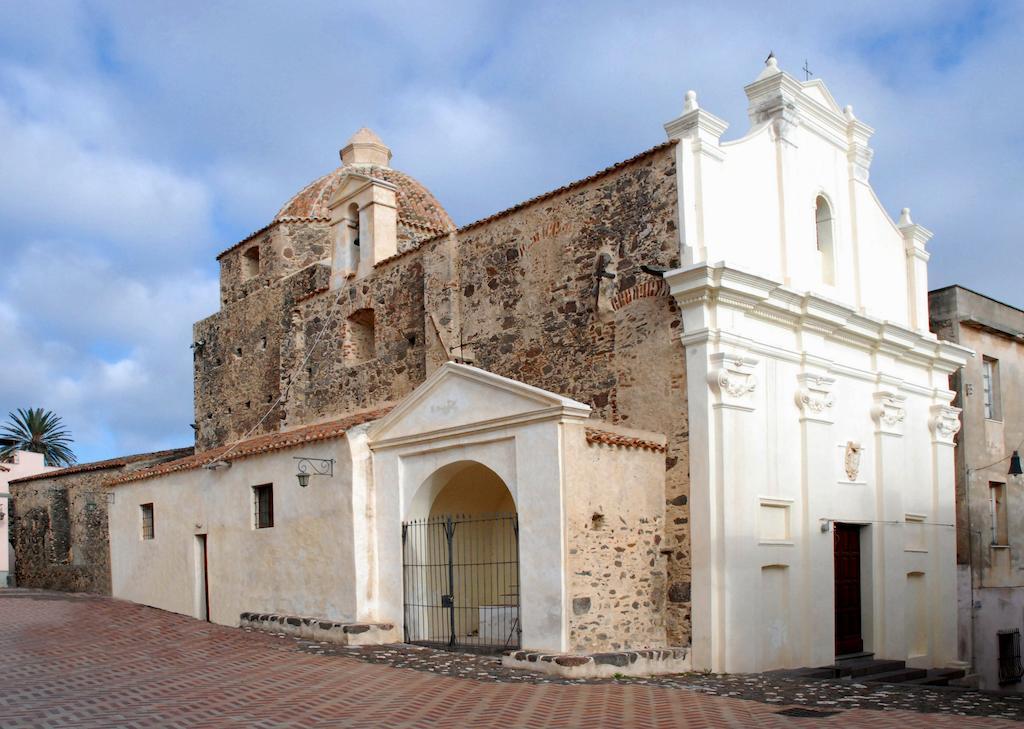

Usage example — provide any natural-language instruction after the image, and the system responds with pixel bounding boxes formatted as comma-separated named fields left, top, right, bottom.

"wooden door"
left=833, top=523, right=863, bottom=655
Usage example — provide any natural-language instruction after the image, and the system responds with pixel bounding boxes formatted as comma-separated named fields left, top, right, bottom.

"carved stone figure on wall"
left=844, top=441, right=862, bottom=481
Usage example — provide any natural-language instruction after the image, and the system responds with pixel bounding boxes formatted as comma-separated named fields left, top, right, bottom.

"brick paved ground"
left=1, top=589, right=1022, bottom=728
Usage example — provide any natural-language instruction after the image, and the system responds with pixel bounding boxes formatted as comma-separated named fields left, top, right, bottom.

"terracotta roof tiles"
left=585, top=428, right=666, bottom=453
left=109, top=406, right=393, bottom=486
left=8, top=447, right=194, bottom=485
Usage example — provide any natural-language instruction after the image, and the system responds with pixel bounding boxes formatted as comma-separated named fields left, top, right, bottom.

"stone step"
left=863, top=667, right=929, bottom=684
left=901, top=668, right=968, bottom=687
left=828, top=657, right=906, bottom=678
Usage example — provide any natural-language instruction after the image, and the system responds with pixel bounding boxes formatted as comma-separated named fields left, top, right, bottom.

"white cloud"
left=0, top=66, right=213, bottom=257
left=0, top=245, right=217, bottom=461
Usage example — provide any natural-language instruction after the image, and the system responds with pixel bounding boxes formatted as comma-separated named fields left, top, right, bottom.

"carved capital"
left=929, top=404, right=962, bottom=444
left=795, top=373, right=836, bottom=422
left=708, top=353, right=758, bottom=409
left=871, top=391, right=906, bottom=435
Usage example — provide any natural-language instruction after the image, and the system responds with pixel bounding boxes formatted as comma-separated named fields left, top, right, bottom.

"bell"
left=1010, top=451, right=1023, bottom=477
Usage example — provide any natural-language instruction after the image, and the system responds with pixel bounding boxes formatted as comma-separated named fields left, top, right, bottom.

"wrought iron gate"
left=402, top=513, right=520, bottom=654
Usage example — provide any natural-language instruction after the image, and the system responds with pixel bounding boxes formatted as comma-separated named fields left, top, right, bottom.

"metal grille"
left=141, top=503, right=154, bottom=540
left=253, top=484, right=274, bottom=529
left=998, top=629, right=1023, bottom=684
left=402, top=513, right=520, bottom=654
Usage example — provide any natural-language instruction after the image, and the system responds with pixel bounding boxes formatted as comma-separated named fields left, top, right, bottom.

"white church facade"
left=105, top=57, right=968, bottom=675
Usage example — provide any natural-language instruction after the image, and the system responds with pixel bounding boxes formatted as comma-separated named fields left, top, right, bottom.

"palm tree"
left=0, top=408, right=77, bottom=467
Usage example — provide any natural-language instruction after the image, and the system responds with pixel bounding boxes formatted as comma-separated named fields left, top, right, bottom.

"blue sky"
left=1, top=1, right=1021, bottom=464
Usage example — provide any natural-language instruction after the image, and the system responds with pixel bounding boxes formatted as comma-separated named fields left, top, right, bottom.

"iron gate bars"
left=402, top=512, right=520, bottom=655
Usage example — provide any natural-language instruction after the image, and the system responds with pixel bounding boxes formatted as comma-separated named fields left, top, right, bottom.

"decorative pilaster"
left=844, top=105, right=874, bottom=184
left=665, top=90, right=729, bottom=266
left=795, top=373, right=836, bottom=423
left=929, top=404, right=962, bottom=445
left=929, top=401, right=961, bottom=665
left=871, top=391, right=907, bottom=436
left=796, top=371, right=836, bottom=667
left=871, top=387, right=908, bottom=658
left=706, top=351, right=760, bottom=672
left=708, top=353, right=758, bottom=411
left=898, top=208, right=933, bottom=333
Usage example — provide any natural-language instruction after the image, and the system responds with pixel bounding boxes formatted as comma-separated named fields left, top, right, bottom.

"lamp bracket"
left=293, top=456, right=335, bottom=478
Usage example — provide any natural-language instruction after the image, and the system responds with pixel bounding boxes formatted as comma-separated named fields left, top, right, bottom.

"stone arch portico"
left=368, top=363, right=592, bottom=651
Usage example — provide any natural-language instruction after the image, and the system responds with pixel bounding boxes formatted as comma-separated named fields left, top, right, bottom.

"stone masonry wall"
left=567, top=438, right=667, bottom=652
left=191, top=143, right=692, bottom=646
left=9, top=449, right=193, bottom=594
left=449, top=146, right=691, bottom=644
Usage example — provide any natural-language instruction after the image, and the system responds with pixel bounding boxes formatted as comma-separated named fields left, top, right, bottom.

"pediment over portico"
left=367, top=362, right=591, bottom=446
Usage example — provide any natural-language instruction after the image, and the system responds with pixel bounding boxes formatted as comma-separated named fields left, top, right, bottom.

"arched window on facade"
left=242, top=245, right=260, bottom=279
left=344, top=308, right=375, bottom=364
left=347, top=202, right=361, bottom=272
left=815, top=195, right=836, bottom=285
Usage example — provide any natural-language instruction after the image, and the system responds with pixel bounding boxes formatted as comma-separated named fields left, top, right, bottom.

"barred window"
left=253, top=484, right=274, bottom=529
left=141, top=503, right=154, bottom=540
left=998, top=629, right=1023, bottom=684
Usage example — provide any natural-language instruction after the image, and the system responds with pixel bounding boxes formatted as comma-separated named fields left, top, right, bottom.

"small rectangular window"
left=141, top=503, right=154, bottom=540
left=253, top=484, right=274, bottom=529
left=998, top=629, right=1024, bottom=684
left=991, top=482, right=1009, bottom=546
left=983, top=357, right=1002, bottom=420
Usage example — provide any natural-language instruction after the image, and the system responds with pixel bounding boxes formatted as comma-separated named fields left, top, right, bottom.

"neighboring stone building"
left=101, top=58, right=966, bottom=674
left=930, top=285, right=1024, bottom=691
left=1, top=451, right=54, bottom=585
left=8, top=448, right=192, bottom=594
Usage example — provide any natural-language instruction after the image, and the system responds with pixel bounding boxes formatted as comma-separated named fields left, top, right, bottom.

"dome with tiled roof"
left=274, top=128, right=454, bottom=249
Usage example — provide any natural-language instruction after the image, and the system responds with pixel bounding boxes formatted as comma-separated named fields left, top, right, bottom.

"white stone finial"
left=898, top=207, right=913, bottom=227
left=684, top=90, right=699, bottom=113
left=756, top=52, right=782, bottom=81
left=340, top=127, right=392, bottom=167
left=844, top=105, right=855, bottom=121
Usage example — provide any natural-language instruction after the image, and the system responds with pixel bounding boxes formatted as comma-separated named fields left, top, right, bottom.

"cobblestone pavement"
left=1, top=589, right=1021, bottom=728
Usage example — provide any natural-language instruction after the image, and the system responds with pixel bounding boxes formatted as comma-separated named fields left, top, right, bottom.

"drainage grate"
left=775, top=707, right=843, bottom=718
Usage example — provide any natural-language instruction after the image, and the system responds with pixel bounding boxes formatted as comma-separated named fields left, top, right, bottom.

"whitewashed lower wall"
left=109, top=439, right=358, bottom=626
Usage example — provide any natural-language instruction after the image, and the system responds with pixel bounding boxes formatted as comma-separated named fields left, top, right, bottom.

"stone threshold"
left=240, top=612, right=400, bottom=645
left=502, top=647, right=690, bottom=678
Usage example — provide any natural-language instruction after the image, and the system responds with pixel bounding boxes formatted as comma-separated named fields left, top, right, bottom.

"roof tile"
left=109, top=406, right=393, bottom=486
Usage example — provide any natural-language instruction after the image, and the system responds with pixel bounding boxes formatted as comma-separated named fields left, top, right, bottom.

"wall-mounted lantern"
left=293, top=456, right=334, bottom=488
left=1010, top=451, right=1023, bottom=478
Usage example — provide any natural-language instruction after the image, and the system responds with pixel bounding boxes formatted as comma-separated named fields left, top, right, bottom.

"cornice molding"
left=666, top=263, right=970, bottom=374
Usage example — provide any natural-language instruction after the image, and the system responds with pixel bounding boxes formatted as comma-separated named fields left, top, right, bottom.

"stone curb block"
left=239, top=612, right=400, bottom=646
left=502, top=647, right=690, bottom=678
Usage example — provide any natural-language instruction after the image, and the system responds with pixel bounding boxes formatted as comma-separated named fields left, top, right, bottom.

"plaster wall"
left=109, top=439, right=359, bottom=625
left=930, top=286, right=1024, bottom=690
left=971, top=584, right=1024, bottom=692
left=955, top=322, right=1024, bottom=586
